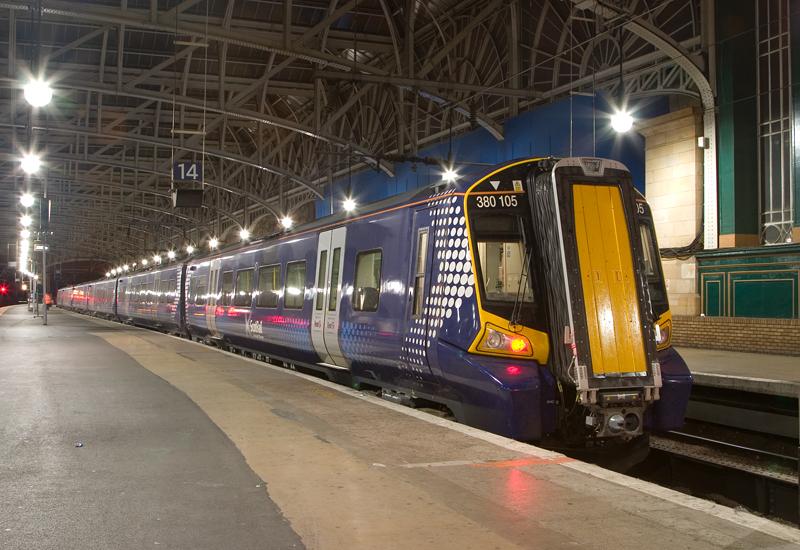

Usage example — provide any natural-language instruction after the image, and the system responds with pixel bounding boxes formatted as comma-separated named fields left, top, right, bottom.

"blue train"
left=58, top=157, right=691, bottom=449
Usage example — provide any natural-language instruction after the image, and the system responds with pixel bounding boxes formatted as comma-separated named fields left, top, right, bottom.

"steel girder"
left=0, top=0, right=704, bottom=269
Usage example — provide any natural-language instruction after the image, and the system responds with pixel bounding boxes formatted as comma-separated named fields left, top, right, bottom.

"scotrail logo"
left=246, top=317, right=263, bottom=338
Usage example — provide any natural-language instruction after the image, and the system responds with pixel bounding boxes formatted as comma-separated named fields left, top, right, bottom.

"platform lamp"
left=610, top=26, right=634, bottom=134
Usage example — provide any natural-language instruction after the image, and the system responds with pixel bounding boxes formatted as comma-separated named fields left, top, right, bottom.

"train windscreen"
left=471, top=213, right=536, bottom=324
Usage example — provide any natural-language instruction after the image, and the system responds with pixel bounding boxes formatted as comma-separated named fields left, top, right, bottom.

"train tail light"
left=477, top=324, right=533, bottom=358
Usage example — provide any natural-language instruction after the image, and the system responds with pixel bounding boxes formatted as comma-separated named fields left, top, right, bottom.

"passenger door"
left=206, top=259, right=222, bottom=337
left=311, top=227, right=348, bottom=367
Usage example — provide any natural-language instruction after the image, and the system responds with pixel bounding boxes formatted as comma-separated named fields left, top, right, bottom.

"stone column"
left=637, top=107, right=703, bottom=316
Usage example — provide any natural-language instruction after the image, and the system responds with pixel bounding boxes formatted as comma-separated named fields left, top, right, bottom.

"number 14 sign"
left=173, top=161, right=203, bottom=182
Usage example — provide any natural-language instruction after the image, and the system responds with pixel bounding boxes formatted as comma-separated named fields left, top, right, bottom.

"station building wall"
left=697, top=0, right=800, bottom=320
left=638, top=108, right=704, bottom=317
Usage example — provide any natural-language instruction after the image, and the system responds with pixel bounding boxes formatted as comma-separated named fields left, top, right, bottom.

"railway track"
left=656, top=430, right=796, bottom=478
left=633, top=422, right=798, bottom=525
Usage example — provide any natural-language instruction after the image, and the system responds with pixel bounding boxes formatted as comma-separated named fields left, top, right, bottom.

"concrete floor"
left=676, top=346, right=800, bottom=397
left=2, top=305, right=799, bottom=549
left=677, top=347, right=800, bottom=382
left=0, top=306, right=302, bottom=550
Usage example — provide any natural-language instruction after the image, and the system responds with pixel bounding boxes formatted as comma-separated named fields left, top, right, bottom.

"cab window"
left=473, top=214, right=534, bottom=303
left=639, top=222, right=669, bottom=317
left=470, top=213, right=538, bottom=326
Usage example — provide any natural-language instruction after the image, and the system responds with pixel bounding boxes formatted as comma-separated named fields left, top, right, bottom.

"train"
left=58, top=157, right=691, bottom=451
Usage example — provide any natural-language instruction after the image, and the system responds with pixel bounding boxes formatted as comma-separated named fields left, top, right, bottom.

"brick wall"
left=672, top=315, right=800, bottom=356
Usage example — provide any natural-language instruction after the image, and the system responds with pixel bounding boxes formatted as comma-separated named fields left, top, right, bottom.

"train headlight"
left=655, top=319, right=671, bottom=350
left=477, top=324, right=533, bottom=358
left=607, top=414, right=625, bottom=434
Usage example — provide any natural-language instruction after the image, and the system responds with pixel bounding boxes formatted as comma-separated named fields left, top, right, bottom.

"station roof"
left=0, top=0, right=704, bottom=276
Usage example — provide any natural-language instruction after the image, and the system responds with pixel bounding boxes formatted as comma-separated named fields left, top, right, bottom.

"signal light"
left=0, top=285, right=8, bottom=295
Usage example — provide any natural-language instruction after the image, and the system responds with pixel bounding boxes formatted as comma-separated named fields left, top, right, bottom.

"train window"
left=353, top=250, right=382, bottom=312
left=160, top=278, right=171, bottom=304
left=195, top=280, right=207, bottom=306
left=639, top=223, right=669, bottom=317
left=256, top=265, right=280, bottom=308
left=639, top=225, right=657, bottom=277
left=328, top=247, right=341, bottom=311
left=284, top=261, right=306, bottom=309
left=220, top=271, right=234, bottom=306
left=208, top=270, right=218, bottom=305
left=473, top=214, right=534, bottom=304
left=233, top=269, right=254, bottom=307
left=164, top=277, right=178, bottom=304
left=161, top=278, right=172, bottom=304
left=188, top=276, right=197, bottom=304
left=315, top=250, right=328, bottom=311
left=412, top=229, right=429, bottom=316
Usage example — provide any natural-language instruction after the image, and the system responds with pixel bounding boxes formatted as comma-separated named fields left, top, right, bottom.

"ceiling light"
left=610, top=110, right=634, bottom=133
left=20, top=229, right=30, bottom=239
left=20, top=215, right=32, bottom=227
left=153, top=254, right=161, bottom=264
left=186, top=244, right=195, bottom=254
left=20, top=154, right=42, bottom=175
left=281, top=216, right=293, bottom=230
left=167, top=250, right=176, bottom=260
left=239, top=228, right=250, bottom=241
left=141, top=258, right=149, bottom=266
left=106, top=272, right=111, bottom=278
left=20, top=239, right=30, bottom=249
left=442, top=168, right=458, bottom=183
left=343, top=198, right=357, bottom=212
left=123, top=264, right=130, bottom=272
left=209, top=237, right=219, bottom=249
left=20, top=193, right=35, bottom=207
left=23, top=78, right=53, bottom=108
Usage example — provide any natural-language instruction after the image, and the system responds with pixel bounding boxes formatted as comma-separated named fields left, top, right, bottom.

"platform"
left=676, top=347, right=800, bottom=398
left=1, top=305, right=798, bottom=549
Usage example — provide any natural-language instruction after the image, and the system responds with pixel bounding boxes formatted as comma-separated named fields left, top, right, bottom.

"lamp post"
left=20, top=191, right=49, bottom=325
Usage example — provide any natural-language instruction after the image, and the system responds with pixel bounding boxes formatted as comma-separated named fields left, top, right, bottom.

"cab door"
left=401, top=210, right=436, bottom=377
left=206, top=259, right=221, bottom=337
left=311, top=227, right=348, bottom=367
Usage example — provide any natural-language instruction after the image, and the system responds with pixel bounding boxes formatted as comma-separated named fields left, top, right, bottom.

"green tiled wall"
left=697, top=245, right=800, bottom=318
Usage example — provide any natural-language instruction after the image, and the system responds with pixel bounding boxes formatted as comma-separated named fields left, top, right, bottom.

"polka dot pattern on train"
left=400, top=190, right=477, bottom=373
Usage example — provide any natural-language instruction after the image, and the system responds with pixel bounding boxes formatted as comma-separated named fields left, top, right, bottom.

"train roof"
left=65, top=157, right=556, bottom=287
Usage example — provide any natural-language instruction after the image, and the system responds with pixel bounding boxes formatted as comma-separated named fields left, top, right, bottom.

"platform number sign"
left=173, top=161, right=203, bottom=183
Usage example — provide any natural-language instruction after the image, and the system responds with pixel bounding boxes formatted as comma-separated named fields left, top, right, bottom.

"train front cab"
left=425, top=160, right=557, bottom=441
left=448, top=157, right=691, bottom=444
left=529, top=157, right=691, bottom=442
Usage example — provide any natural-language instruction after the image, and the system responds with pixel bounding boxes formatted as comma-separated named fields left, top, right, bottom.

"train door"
left=311, top=227, right=348, bottom=367
left=402, top=210, right=435, bottom=376
left=206, top=259, right=222, bottom=337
